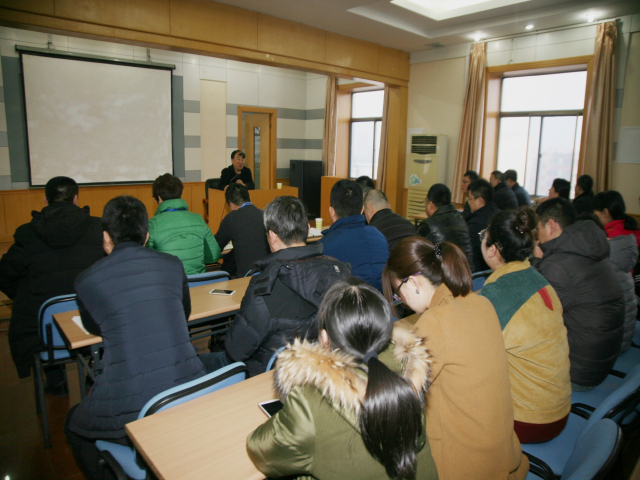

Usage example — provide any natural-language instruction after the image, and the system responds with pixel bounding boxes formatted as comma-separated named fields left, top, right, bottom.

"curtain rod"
left=479, top=17, right=617, bottom=43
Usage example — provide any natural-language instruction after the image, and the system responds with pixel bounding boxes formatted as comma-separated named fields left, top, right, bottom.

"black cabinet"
left=290, top=160, right=322, bottom=218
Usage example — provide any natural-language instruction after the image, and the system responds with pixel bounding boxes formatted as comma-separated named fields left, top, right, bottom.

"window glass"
left=501, top=71, right=587, bottom=112
left=352, top=90, right=384, bottom=119
left=523, top=116, right=541, bottom=195
left=496, top=117, right=529, bottom=180
left=536, top=116, right=579, bottom=196
left=350, top=121, right=375, bottom=178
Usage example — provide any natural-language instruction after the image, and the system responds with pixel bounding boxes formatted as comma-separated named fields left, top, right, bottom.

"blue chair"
left=33, top=294, right=82, bottom=448
left=472, top=269, right=492, bottom=292
left=97, top=362, right=248, bottom=480
left=613, top=344, right=640, bottom=375
left=522, top=364, right=640, bottom=476
left=186, top=271, right=230, bottom=287
left=266, top=346, right=286, bottom=372
left=526, top=419, right=622, bottom=480
left=632, top=320, right=640, bottom=346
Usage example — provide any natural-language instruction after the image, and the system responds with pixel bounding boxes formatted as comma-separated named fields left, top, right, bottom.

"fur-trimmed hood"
left=273, top=326, right=431, bottom=414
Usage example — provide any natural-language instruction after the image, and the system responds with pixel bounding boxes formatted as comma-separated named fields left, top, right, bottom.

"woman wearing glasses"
left=382, top=237, right=529, bottom=480
left=479, top=208, right=571, bottom=444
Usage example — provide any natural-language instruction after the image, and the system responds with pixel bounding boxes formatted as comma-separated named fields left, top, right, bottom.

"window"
left=495, top=71, right=587, bottom=197
left=349, top=90, right=384, bottom=179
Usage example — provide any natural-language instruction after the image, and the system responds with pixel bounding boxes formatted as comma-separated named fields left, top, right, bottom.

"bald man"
left=364, top=189, right=417, bottom=253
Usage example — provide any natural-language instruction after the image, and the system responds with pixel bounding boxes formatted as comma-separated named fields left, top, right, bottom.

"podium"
left=207, top=186, right=299, bottom=233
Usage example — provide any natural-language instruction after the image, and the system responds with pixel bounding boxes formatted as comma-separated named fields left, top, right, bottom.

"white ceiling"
left=214, top=0, right=640, bottom=52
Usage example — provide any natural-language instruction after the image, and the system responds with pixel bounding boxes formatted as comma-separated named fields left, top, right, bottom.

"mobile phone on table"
left=259, top=399, right=284, bottom=418
left=209, top=289, right=236, bottom=295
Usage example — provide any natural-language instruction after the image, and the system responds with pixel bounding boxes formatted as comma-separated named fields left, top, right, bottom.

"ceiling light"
left=474, top=34, right=482, bottom=42
left=525, top=24, right=534, bottom=30
left=586, top=14, right=596, bottom=22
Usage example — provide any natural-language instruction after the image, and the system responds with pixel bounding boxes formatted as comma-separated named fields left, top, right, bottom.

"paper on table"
left=71, top=316, right=90, bottom=335
left=309, top=227, right=323, bottom=237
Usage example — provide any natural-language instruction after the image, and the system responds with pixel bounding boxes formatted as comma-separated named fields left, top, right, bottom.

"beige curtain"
left=452, top=42, right=486, bottom=203
left=322, top=75, right=338, bottom=176
left=580, top=21, right=618, bottom=192
left=376, top=85, right=391, bottom=192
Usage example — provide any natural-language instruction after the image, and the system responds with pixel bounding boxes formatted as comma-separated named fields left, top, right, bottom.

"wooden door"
left=243, top=113, right=271, bottom=190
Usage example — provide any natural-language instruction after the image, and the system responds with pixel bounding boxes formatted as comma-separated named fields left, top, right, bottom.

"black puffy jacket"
left=573, top=191, right=594, bottom=215
left=368, top=208, right=417, bottom=253
left=69, top=243, right=205, bottom=439
left=0, top=202, right=104, bottom=377
left=418, top=204, right=475, bottom=272
left=225, top=242, right=351, bottom=377
left=466, top=202, right=501, bottom=272
left=532, top=221, right=624, bottom=387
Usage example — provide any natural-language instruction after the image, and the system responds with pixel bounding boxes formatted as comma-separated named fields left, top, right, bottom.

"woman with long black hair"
left=382, top=237, right=528, bottom=480
left=247, top=278, right=438, bottom=480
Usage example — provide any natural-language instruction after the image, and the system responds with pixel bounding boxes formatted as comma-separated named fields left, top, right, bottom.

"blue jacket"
left=319, top=215, right=389, bottom=290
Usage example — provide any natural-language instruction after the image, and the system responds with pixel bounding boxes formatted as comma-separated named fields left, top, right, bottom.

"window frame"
left=348, top=89, right=384, bottom=180
left=480, top=56, right=594, bottom=198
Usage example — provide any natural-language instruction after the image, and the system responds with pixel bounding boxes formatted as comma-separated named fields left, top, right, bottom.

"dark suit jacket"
left=218, top=165, right=255, bottom=190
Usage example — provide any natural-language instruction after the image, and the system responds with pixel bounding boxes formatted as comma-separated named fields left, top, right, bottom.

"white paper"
left=617, top=127, right=640, bottom=164
left=71, top=315, right=90, bottom=335
left=309, top=227, right=323, bottom=237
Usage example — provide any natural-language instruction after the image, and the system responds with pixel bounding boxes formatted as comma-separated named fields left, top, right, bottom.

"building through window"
left=349, top=90, right=384, bottom=179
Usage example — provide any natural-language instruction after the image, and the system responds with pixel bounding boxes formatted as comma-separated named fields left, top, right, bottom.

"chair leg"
left=77, top=357, right=87, bottom=400
left=33, top=355, right=51, bottom=449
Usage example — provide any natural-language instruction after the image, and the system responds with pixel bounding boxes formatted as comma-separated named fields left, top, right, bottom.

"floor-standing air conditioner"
left=405, top=134, right=448, bottom=220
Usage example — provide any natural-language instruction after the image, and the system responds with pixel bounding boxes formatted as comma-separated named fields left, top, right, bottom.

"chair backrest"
left=578, top=364, right=640, bottom=443
left=266, top=346, right=286, bottom=372
left=471, top=269, right=492, bottom=292
left=186, top=271, right=230, bottom=287
left=562, top=419, right=622, bottom=480
left=204, top=178, right=221, bottom=199
left=38, top=294, right=79, bottom=349
left=139, top=362, right=248, bottom=418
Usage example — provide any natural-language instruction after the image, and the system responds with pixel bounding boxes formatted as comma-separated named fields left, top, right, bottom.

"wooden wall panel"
left=383, top=86, right=408, bottom=212
left=0, top=194, right=5, bottom=236
left=54, top=0, right=171, bottom=35
left=379, top=46, right=410, bottom=80
left=2, top=190, right=45, bottom=242
left=325, top=32, right=379, bottom=74
left=336, top=90, right=351, bottom=179
left=169, top=0, right=258, bottom=51
left=257, top=14, right=326, bottom=64
left=0, top=0, right=53, bottom=15
left=320, top=176, right=343, bottom=227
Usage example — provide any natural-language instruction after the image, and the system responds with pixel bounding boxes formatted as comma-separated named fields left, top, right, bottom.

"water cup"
left=276, top=183, right=282, bottom=189
left=315, top=218, right=323, bottom=229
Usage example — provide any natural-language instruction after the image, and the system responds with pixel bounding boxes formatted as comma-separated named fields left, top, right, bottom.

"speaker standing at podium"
left=218, top=150, right=255, bottom=191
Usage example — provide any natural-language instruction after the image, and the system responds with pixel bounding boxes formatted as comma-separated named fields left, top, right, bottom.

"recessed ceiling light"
left=474, top=35, right=482, bottom=42
left=586, top=14, right=596, bottom=22
left=525, top=24, right=534, bottom=30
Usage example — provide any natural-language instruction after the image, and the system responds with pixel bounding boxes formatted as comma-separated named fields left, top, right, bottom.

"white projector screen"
left=21, top=53, right=173, bottom=186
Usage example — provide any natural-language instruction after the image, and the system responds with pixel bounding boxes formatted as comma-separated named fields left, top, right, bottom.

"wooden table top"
left=53, top=277, right=252, bottom=349
left=126, top=370, right=277, bottom=480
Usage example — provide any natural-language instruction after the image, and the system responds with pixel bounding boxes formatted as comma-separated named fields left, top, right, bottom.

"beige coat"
left=404, top=284, right=529, bottom=480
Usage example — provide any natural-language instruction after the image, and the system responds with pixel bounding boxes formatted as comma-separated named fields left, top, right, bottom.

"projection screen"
left=21, top=52, right=173, bottom=186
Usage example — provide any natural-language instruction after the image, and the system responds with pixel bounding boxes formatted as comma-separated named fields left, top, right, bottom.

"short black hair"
left=504, top=169, right=517, bottom=182
left=45, top=176, right=78, bottom=204
left=231, top=150, right=245, bottom=160
left=536, top=197, right=576, bottom=229
left=463, top=170, right=479, bottom=181
left=152, top=173, right=183, bottom=201
left=426, top=183, right=451, bottom=207
left=263, top=196, right=309, bottom=245
left=552, top=178, right=571, bottom=199
left=330, top=179, right=363, bottom=218
left=576, top=174, right=593, bottom=194
left=101, top=196, right=149, bottom=245
left=225, top=183, right=251, bottom=206
left=491, top=170, right=504, bottom=182
left=592, top=190, right=638, bottom=230
left=468, top=178, right=494, bottom=204
left=355, top=176, right=375, bottom=196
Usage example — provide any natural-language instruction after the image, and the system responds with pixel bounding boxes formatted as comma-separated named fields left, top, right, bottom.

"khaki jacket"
left=482, top=260, right=571, bottom=425
left=247, top=327, right=439, bottom=480
left=406, top=285, right=529, bottom=480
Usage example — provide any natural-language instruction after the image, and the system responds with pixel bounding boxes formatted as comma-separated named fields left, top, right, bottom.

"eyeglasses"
left=393, top=272, right=422, bottom=302
left=478, top=229, right=487, bottom=242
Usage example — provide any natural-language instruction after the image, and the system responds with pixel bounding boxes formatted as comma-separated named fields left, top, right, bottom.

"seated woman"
left=479, top=208, right=571, bottom=444
left=382, top=237, right=528, bottom=480
left=247, top=278, right=438, bottom=480
left=592, top=190, right=640, bottom=246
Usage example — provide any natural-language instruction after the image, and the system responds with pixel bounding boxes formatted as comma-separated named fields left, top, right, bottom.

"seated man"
left=0, top=176, right=104, bottom=393
left=147, top=173, right=220, bottom=275
left=217, top=150, right=255, bottom=191
left=489, top=170, right=519, bottom=211
left=572, top=174, right=595, bottom=215
left=65, top=196, right=206, bottom=479
left=505, top=169, right=531, bottom=207
left=364, top=189, right=416, bottom=253
left=204, top=196, right=350, bottom=377
left=320, top=180, right=389, bottom=290
left=215, top=183, right=271, bottom=278
left=532, top=198, right=624, bottom=390
left=466, top=179, right=500, bottom=272
left=461, top=170, right=479, bottom=220
left=418, top=183, right=474, bottom=272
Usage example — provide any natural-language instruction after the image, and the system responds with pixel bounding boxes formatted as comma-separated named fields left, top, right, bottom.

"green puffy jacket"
left=247, top=327, right=439, bottom=480
left=147, top=199, right=220, bottom=275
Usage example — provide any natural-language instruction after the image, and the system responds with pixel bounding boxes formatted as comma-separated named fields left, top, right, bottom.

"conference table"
left=126, top=369, right=277, bottom=480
